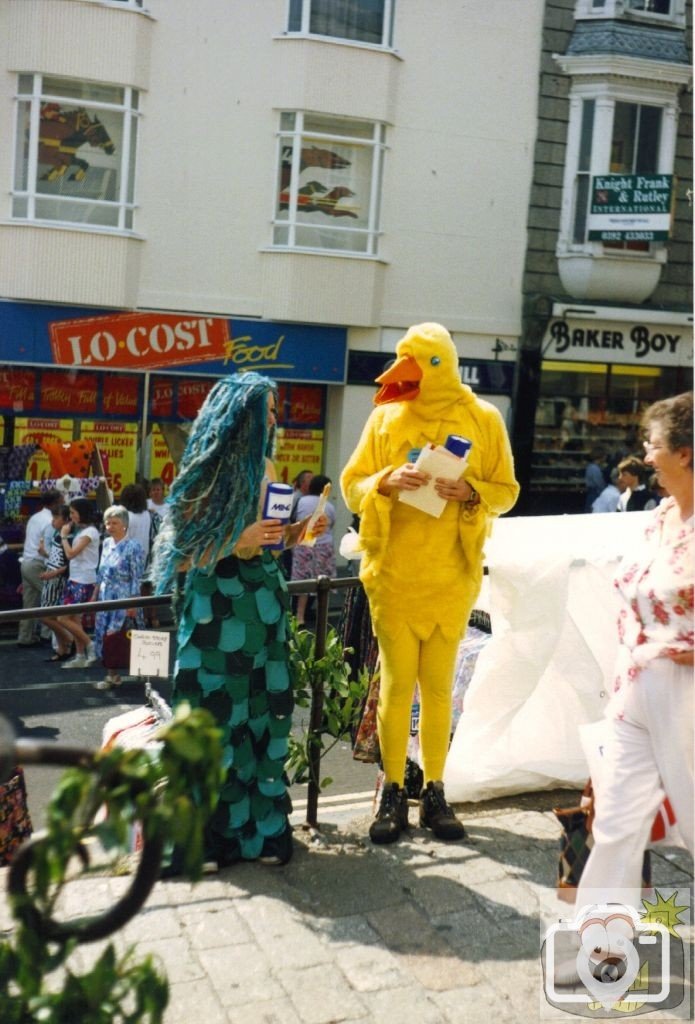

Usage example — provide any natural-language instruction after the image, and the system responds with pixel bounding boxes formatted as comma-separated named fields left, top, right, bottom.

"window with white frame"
left=574, top=0, right=685, bottom=25
left=273, top=112, right=385, bottom=255
left=571, top=97, right=663, bottom=249
left=287, top=0, right=394, bottom=47
left=558, top=82, right=679, bottom=256
left=13, top=75, right=139, bottom=231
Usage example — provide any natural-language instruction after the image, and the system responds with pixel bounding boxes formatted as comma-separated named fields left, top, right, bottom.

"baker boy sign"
left=543, top=314, right=693, bottom=367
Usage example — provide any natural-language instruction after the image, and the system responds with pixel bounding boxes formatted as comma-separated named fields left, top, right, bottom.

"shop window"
left=12, top=75, right=139, bottom=231
left=287, top=0, right=395, bottom=47
left=273, top=112, right=385, bottom=256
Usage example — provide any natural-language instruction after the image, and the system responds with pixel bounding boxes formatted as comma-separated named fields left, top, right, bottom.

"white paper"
left=129, top=630, right=170, bottom=678
left=398, top=444, right=467, bottom=518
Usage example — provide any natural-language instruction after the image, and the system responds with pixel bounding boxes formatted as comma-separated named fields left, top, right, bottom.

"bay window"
left=273, top=112, right=385, bottom=255
left=12, top=75, right=139, bottom=231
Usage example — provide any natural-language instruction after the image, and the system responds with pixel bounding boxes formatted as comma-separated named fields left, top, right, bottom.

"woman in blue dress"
left=92, top=505, right=145, bottom=689
left=151, top=372, right=327, bottom=870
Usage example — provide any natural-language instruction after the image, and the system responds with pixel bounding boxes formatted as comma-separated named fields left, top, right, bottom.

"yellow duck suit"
left=341, top=323, right=519, bottom=787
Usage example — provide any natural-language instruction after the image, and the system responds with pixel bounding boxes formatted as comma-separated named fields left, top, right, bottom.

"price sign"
left=129, top=630, right=170, bottom=678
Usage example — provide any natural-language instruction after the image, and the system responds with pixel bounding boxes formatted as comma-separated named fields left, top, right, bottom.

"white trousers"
left=575, top=658, right=693, bottom=917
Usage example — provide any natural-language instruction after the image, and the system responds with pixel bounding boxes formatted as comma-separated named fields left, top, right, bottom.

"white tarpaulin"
left=444, top=511, right=651, bottom=802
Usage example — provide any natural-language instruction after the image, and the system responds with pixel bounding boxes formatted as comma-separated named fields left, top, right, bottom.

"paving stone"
left=198, top=943, right=287, bottom=1006
left=236, top=895, right=332, bottom=968
left=280, top=963, right=367, bottom=1023
left=165, top=979, right=227, bottom=1024
left=334, top=941, right=408, bottom=991
left=226, top=997, right=305, bottom=1024
left=367, top=903, right=476, bottom=990
left=134, top=935, right=206, bottom=983
left=312, top=913, right=382, bottom=949
left=358, top=985, right=448, bottom=1024
left=431, top=984, right=519, bottom=1024
left=124, top=905, right=182, bottom=943
left=182, top=905, right=253, bottom=949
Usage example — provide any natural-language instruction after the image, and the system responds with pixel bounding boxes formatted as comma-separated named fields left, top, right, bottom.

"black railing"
left=0, top=574, right=361, bottom=829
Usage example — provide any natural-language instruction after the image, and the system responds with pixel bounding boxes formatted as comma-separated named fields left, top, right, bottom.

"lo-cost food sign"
left=1, top=302, right=347, bottom=384
left=542, top=317, right=693, bottom=367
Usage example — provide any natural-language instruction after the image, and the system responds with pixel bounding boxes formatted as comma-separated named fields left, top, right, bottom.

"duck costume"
left=341, top=323, right=519, bottom=843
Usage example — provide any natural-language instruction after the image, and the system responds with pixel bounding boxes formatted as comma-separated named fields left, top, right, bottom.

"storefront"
left=523, top=303, right=693, bottom=515
left=0, top=300, right=347, bottom=513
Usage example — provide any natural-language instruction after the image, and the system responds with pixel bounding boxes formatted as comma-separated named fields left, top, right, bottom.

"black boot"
left=369, top=782, right=409, bottom=844
left=419, top=781, right=466, bottom=840
left=259, top=824, right=293, bottom=866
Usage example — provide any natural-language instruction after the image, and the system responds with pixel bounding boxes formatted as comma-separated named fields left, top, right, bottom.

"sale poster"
left=148, top=425, right=176, bottom=489
left=80, top=420, right=138, bottom=496
left=274, top=429, right=324, bottom=485
left=14, top=418, right=73, bottom=482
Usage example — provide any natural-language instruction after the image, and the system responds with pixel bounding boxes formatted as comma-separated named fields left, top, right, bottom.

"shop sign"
left=0, top=369, right=35, bottom=410
left=80, top=420, right=138, bottom=496
left=102, top=375, right=140, bottom=416
left=587, top=174, right=673, bottom=241
left=347, top=351, right=514, bottom=393
left=1, top=301, right=347, bottom=384
left=542, top=318, right=693, bottom=367
left=50, top=313, right=230, bottom=371
left=41, top=371, right=98, bottom=414
left=14, top=418, right=73, bottom=482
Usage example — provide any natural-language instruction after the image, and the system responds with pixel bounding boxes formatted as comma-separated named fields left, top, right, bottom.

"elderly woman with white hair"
left=92, top=504, right=145, bottom=690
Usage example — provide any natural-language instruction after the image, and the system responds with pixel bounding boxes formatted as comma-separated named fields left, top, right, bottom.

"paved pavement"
left=2, top=792, right=693, bottom=1022
left=1, top=640, right=693, bottom=1022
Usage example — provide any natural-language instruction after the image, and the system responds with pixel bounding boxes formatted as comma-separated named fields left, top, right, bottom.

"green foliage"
left=286, top=618, right=369, bottom=789
left=0, top=704, right=223, bottom=1023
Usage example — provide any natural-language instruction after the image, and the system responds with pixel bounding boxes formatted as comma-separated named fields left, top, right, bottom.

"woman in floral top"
left=574, top=391, right=693, bottom=920
left=92, top=505, right=145, bottom=690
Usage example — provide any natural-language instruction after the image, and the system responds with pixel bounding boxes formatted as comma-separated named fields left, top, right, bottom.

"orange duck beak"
left=374, top=355, right=423, bottom=405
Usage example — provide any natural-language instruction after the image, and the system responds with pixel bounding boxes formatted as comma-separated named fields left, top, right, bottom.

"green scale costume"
left=172, top=548, right=293, bottom=862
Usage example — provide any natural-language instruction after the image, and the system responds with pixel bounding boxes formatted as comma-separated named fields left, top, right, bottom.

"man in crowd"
left=17, top=489, right=62, bottom=647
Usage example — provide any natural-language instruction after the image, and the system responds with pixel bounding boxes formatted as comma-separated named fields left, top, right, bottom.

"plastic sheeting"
left=444, top=511, right=652, bottom=802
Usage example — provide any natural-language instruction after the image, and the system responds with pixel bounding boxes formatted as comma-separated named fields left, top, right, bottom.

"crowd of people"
left=587, top=442, right=665, bottom=514
left=10, top=479, right=166, bottom=689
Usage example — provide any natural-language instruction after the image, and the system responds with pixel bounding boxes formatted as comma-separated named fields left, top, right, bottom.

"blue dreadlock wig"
left=151, top=372, right=278, bottom=598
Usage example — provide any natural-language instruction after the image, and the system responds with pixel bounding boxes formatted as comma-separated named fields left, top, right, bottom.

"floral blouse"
left=613, top=497, right=694, bottom=695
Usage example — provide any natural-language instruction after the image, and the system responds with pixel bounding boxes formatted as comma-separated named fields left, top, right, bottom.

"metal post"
left=304, top=575, right=331, bottom=828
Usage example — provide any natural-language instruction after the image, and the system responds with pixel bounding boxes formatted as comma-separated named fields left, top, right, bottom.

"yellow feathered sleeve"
left=459, top=400, right=519, bottom=520
left=340, top=408, right=395, bottom=573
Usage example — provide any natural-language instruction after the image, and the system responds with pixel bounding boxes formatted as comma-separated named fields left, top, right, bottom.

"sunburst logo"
left=640, top=889, right=689, bottom=938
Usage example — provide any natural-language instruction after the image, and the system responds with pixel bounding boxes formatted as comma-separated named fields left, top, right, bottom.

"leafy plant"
left=286, top=618, right=368, bottom=790
left=0, top=704, right=224, bottom=1023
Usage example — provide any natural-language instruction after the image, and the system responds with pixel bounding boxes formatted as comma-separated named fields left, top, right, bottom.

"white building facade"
left=0, top=0, right=543, bottom=534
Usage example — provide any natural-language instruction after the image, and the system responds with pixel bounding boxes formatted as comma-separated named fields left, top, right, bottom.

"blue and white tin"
left=262, top=482, right=293, bottom=549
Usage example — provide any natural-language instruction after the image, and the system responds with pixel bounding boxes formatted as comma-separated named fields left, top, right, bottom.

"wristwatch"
left=465, top=486, right=480, bottom=508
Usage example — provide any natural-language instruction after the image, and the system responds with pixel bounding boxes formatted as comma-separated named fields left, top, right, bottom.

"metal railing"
left=0, top=574, right=361, bottom=829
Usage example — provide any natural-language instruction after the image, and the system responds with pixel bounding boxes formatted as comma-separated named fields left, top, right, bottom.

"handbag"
left=0, top=766, right=33, bottom=866
left=102, top=623, right=133, bottom=671
left=352, top=669, right=381, bottom=764
left=554, top=780, right=651, bottom=900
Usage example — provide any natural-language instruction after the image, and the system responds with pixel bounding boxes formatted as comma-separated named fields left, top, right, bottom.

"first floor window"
left=13, top=74, right=139, bottom=231
left=273, top=112, right=385, bottom=255
left=567, top=96, right=666, bottom=253
left=287, top=0, right=394, bottom=47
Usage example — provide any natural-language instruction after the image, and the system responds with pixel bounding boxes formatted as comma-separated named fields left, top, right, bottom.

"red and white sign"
left=49, top=312, right=230, bottom=371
